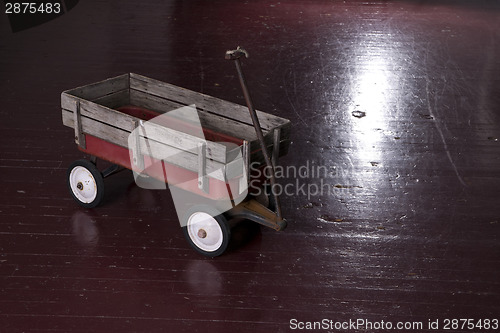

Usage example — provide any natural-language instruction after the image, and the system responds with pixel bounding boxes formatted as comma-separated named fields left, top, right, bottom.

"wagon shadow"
left=227, top=219, right=262, bottom=254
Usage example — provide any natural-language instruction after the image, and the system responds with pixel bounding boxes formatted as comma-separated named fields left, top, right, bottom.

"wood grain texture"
left=128, top=88, right=292, bottom=156
left=130, top=73, right=290, bottom=132
left=62, top=74, right=130, bottom=101
left=62, top=73, right=290, bottom=166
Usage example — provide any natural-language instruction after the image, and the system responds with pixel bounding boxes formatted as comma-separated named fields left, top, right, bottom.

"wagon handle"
left=225, top=46, right=249, bottom=60
left=225, top=46, right=283, bottom=219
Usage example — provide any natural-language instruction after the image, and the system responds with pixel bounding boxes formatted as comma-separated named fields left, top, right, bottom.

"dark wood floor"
left=1, top=1, right=499, bottom=332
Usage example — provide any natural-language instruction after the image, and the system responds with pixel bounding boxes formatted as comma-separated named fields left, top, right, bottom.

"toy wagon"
left=61, top=48, right=291, bottom=256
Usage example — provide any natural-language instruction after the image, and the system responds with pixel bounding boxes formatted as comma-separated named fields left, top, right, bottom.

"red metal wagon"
left=62, top=48, right=291, bottom=256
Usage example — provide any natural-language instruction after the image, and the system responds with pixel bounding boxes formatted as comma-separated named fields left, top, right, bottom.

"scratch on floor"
left=284, top=70, right=307, bottom=126
left=425, top=79, right=467, bottom=187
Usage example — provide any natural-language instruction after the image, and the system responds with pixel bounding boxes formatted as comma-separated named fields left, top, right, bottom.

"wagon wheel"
left=182, top=206, right=231, bottom=257
left=67, top=159, right=104, bottom=208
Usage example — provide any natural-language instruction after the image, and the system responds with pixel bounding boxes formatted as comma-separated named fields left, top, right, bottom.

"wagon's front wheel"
left=182, top=206, right=230, bottom=257
left=67, top=159, right=104, bottom=208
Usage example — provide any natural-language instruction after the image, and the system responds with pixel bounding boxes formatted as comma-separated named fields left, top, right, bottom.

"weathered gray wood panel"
left=62, top=93, right=137, bottom=132
left=62, top=93, right=228, bottom=163
left=63, top=74, right=129, bottom=101
left=129, top=89, right=183, bottom=113
left=139, top=121, right=228, bottom=163
left=129, top=83, right=291, bottom=158
left=63, top=73, right=290, bottom=150
left=93, top=89, right=130, bottom=109
left=129, top=73, right=289, bottom=131
left=62, top=108, right=130, bottom=147
left=130, top=89, right=260, bottom=143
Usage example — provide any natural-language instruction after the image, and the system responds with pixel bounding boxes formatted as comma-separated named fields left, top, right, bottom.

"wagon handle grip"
left=225, top=46, right=249, bottom=60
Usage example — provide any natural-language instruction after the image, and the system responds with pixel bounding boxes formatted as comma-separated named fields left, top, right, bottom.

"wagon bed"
left=61, top=73, right=291, bottom=192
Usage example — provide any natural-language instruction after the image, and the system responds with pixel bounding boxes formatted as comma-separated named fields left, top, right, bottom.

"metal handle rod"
left=232, top=58, right=283, bottom=219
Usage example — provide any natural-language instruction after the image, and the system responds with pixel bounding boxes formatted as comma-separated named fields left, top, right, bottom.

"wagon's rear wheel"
left=182, top=206, right=230, bottom=257
left=67, top=159, right=104, bottom=208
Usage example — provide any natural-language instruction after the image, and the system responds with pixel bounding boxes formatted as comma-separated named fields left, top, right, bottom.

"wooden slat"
left=139, top=121, right=227, bottom=163
left=129, top=73, right=290, bottom=131
left=62, top=93, right=136, bottom=132
left=130, top=89, right=260, bottom=142
left=225, top=157, right=245, bottom=180
left=129, top=88, right=184, bottom=113
left=93, top=88, right=130, bottom=109
left=62, top=109, right=130, bottom=147
left=136, top=136, right=245, bottom=181
left=62, top=73, right=129, bottom=101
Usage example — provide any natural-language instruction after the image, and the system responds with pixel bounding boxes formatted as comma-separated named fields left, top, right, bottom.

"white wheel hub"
left=69, top=166, right=97, bottom=203
left=186, top=212, right=223, bottom=252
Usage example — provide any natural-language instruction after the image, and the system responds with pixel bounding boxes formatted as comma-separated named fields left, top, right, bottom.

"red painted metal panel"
left=78, top=134, right=132, bottom=169
left=79, top=134, right=241, bottom=200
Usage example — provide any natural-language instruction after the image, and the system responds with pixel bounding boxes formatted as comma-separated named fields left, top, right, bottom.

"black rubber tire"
left=181, top=205, right=231, bottom=257
left=67, top=159, right=104, bottom=208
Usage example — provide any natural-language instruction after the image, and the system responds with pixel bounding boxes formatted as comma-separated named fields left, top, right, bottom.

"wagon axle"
left=197, top=229, right=208, bottom=239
